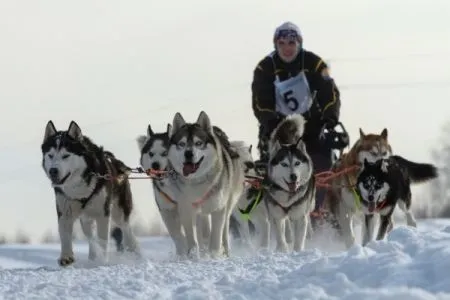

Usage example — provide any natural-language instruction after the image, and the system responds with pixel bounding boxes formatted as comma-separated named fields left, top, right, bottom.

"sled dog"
left=167, top=111, right=244, bottom=258
left=356, top=156, right=438, bottom=245
left=265, top=114, right=316, bottom=252
left=41, top=120, right=140, bottom=266
left=137, top=123, right=188, bottom=256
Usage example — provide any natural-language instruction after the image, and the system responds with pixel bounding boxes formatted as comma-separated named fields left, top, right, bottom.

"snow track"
left=1, top=220, right=450, bottom=299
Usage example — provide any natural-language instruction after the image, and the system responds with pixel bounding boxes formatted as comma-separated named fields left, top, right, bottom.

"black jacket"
left=251, top=49, right=341, bottom=145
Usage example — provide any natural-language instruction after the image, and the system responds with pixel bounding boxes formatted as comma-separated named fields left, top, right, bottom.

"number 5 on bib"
left=274, top=72, right=313, bottom=116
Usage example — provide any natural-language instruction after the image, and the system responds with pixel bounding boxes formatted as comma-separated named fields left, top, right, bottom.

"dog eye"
left=161, top=151, right=168, bottom=157
left=148, top=151, right=154, bottom=157
left=281, top=162, right=289, bottom=167
left=294, top=161, right=301, bottom=166
left=48, top=154, right=54, bottom=159
left=177, top=141, right=186, bottom=148
left=194, top=141, right=203, bottom=147
left=370, top=151, right=378, bottom=156
left=62, top=154, right=70, bottom=159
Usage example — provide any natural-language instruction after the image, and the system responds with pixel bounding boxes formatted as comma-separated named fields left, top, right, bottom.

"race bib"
left=274, top=72, right=313, bottom=116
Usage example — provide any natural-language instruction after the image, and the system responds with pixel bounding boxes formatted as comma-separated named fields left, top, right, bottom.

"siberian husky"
left=229, top=142, right=271, bottom=250
left=41, top=120, right=140, bottom=266
left=356, top=156, right=438, bottom=245
left=265, top=114, right=316, bottom=252
left=136, top=123, right=187, bottom=256
left=323, top=128, right=393, bottom=248
left=167, top=111, right=245, bottom=258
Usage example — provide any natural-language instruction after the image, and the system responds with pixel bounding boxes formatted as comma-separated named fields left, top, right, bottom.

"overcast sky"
left=0, top=0, right=449, bottom=241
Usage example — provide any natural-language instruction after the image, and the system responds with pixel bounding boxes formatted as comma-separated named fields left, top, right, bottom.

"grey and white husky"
left=265, top=114, right=316, bottom=252
left=167, top=111, right=245, bottom=258
left=41, top=120, right=140, bottom=267
left=137, top=123, right=187, bottom=256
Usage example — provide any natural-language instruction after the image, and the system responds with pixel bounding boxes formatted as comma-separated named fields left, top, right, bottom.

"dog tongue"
left=183, top=163, right=196, bottom=176
left=288, top=182, right=297, bottom=192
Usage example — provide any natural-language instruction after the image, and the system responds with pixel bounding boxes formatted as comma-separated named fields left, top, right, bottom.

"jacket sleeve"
left=317, top=76, right=341, bottom=123
left=306, top=52, right=341, bottom=123
left=251, top=59, right=278, bottom=125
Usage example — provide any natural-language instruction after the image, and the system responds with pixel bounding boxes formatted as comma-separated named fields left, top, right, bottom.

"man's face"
left=276, top=37, right=299, bottom=62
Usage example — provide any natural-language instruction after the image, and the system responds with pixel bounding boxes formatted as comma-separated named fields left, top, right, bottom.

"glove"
left=324, top=118, right=337, bottom=129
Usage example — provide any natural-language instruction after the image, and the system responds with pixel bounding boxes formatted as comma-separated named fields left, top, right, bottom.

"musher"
left=250, top=21, right=347, bottom=215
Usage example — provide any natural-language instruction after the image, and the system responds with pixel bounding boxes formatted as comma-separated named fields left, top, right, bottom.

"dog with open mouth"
left=356, top=156, right=438, bottom=245
left=264, top=113, right=316, bottom=252
left=166, top=111, right=245, bottom=259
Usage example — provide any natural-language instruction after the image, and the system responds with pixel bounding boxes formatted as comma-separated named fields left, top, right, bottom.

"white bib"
left=274, top=71, right=313, bottom=116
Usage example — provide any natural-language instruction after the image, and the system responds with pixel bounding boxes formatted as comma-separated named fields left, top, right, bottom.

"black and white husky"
left=356, top=156, right=438, bottom=245
left=167, top=111, right=245, bottom=258
left=265, top=114, right=316, bottom=252
left=41, top=120, right=140, bottom=266
left=136, top=123, right=187, bottom=256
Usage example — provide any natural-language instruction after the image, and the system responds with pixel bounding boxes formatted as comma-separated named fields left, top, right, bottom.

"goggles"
left=274, top=29, right=299, bottom=41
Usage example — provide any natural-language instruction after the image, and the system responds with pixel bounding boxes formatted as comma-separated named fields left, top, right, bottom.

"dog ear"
left=136, top=135, right=147, bottom=152
left=248, top=144, right=252, bottom=154
left=67, top=121, right=82, bottom=140
left=380, top=128, right=388, bottom=140
left=269, top=140, right=281, bottom=158
left=363, top=158, right=370, bottom=168
left=296, top=138, right=306, bottom=153
left=44, top=120, right=57, bottom=142
left=171, top=112, right=186, bottom=138
left=147, top=124, right=154, bottom=137
left=166, top=123, right=172, bottom=136
left=359, top=128, right=365, bottom=139
left=196, top=111, right=213, bottom=133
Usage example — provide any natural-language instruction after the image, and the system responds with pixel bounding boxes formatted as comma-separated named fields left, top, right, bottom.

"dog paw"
left=293, top=244, right=305, bottom=252
left=58, top=255, right=75, bottom=267
left=275, top=243, right=289, bottom=253
left=209, top=248, right=226, bottom=259
left=187, top=247, right=200, bottom=260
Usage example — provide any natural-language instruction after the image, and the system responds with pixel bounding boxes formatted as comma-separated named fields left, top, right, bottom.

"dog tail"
left=104, top=151, right=132, bottom=174
left=230, top=140, right=251, bottom=155
left=270, top=114, right=306, bottom=144
left=392, top=155, right=438, bottom=183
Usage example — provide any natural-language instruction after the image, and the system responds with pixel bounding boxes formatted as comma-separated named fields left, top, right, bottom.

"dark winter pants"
left=307, top=148, right=333, bottom=211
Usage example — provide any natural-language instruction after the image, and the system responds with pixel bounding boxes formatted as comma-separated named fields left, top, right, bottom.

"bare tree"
left=416, top=120, right=450, bottom=218
left=41, top=230, right=58, bottom=244
left=15, top=229, right=31, bottom=244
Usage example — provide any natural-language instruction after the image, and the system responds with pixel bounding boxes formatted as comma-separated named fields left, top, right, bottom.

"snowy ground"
left=1, top=219, right=450, bottom=300
left=0, top=220, right=450, bottom=300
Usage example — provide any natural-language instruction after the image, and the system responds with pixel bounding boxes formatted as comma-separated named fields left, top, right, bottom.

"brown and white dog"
left=323, top=128, right=392, bottom=248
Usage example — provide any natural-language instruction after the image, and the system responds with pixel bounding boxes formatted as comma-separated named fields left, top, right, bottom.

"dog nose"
left=368, top=195, right=374, bottom=202
left=49, top=168, right=59, bottom=178
left=184, top=150, right=193, bottom=161
left=290, top=173, right=297, bottom=182
left=151, top=162, right=161, bottom=170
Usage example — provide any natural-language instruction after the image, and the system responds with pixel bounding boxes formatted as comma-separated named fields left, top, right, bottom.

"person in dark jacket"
left=251, top=21, right=342, bottom=213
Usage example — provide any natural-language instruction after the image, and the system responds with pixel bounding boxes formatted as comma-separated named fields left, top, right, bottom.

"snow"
left=1, top=219, right=450, bottom=299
